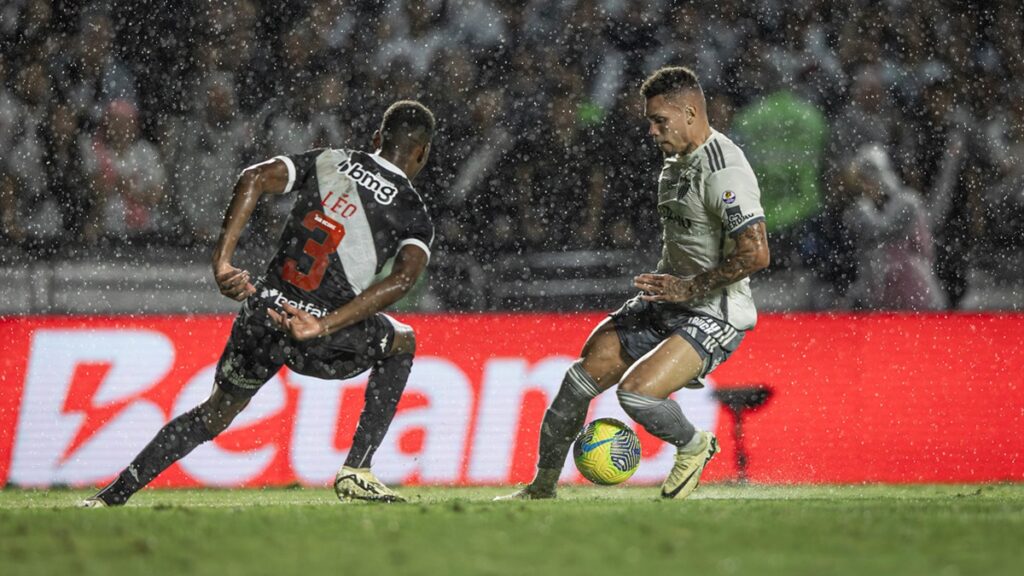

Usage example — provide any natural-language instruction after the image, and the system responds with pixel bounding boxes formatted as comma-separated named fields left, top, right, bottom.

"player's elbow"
left=234, top=168, right=263, bottom=196
left=237, top=165, right=260, bottom=186
left=237, top=164, right=278, bottom=196
left=390, top=250, right=427, bottom=297
left=752, top=245, right=771, bottom=273
left=735, top=243, right=770, bottom=275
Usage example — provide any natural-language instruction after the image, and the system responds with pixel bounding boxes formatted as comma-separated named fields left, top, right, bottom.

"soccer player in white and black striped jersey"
left=499, top=66, right=770, bottom=501
left=82, top=101, right=436, bottom=506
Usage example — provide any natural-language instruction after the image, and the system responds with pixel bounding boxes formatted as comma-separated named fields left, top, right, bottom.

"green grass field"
left=2, top=484, right=1022, bottom=576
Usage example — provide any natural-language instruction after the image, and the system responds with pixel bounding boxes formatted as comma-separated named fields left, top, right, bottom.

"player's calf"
left=495, top=362, right=602, bottom=502
left=79, top=390, right=247, bottom=507
left=616, top=388, right=719, bottom=498
left=617, top=389, right=698, bottom=449
left=498, top=362, right=600, bottom=501
left=538, top=362, right=600, bottom=470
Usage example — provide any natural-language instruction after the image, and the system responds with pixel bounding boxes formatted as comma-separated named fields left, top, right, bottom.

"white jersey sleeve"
left=704, top=166, right=765, bottom=236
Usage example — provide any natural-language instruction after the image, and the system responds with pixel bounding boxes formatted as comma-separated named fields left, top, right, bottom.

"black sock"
left=95, top=406, right=214, bottom=505
left=344, top=353, right=413, bottom=469
left=537, top=362, right=600, bottom=471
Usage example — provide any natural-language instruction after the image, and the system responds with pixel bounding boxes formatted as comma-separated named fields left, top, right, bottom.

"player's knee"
left=582, top=349, right=615, bottom=372
left=579, top=351, right=626, bottom=389
left=616, top=386, right=658, bottom=420
left=616, top=388, right=639, bottom=416
left=200, top=391, right=249, bottom=436
left=616, top=375, right=648, bottom=396
left=579, top=331, right=629, bottom=386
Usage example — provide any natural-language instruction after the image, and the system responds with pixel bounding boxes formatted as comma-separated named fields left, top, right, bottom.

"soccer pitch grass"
left=2, top=484, right=1022, bottom=576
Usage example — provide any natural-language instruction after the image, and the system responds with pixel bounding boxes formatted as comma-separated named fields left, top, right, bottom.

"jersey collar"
left=683, top=127, right=720, bottom=160
left=369, top=151, right=409, bottom=179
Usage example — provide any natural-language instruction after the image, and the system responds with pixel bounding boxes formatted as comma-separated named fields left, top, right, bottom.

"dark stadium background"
left=1, top=0, right=1021, bottom=314
left=2, top=2, right=1023, bottom=575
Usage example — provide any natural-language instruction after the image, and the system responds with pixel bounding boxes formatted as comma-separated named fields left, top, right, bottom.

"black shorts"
left=214, top=292, right=398, bottom=398
left=610, top=295, right=745, bottom=385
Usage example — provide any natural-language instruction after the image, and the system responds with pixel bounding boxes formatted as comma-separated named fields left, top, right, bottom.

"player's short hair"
left=640, top=66, right=703, bottom=100
left=380, top=100, right=435, bottom=150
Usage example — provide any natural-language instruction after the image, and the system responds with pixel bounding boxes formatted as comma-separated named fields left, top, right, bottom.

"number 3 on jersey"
left=282, top=210, right=346, bottom=291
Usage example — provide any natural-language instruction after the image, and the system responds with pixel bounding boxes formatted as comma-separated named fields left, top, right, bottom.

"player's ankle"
left=100, top=492, right=126, bottom=506
left=95, top=481, right=131, bottom=506
left=532, top=468, right=560, bottom=490
left=678, top=431, right=705, bottom=455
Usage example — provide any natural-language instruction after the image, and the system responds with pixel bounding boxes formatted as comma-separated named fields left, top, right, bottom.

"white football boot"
left=78, top=497, right=109, bottom=508
left=493, top=468, right=559, bottom=501
left=334, top=466, right=406, bottom=503
left=660, top=431, right=719, bottom=499
left=493, top=484, right=557, bottom=501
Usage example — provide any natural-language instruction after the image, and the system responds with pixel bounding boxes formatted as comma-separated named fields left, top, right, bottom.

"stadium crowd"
left=1, top=0, right=1022, bottom=310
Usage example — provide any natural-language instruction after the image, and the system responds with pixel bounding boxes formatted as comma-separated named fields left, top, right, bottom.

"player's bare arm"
left=634, top=221, right=769, bottom=303
left=267, top=244, right=429, bottom=341
left=211, top=159, right=291, bottom=301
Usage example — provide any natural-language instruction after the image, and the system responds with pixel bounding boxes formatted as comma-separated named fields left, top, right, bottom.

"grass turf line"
left=1, top=484, right=1022, bottom=576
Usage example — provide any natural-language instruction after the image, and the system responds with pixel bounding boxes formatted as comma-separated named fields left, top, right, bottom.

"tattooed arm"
left=633, top=221, right=770, bottom=304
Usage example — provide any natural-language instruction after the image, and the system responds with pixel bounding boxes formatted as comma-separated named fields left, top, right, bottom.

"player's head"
left=374, top=100, right=435, bottom=179
left=640, top=66, right=709, bottom=156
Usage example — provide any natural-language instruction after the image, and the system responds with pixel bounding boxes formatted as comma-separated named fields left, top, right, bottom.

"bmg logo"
left=337, top=160, right=398, bottom=205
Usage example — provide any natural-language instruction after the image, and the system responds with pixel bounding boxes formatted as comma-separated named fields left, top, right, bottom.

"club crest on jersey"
left=674, top=164, right=700, bottom=201
left=337, top=160, right=399, bottom=205
left=723, top=190, right=737, bottom=204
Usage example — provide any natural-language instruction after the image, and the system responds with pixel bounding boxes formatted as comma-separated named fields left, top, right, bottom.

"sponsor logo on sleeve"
left=725, top=206, right=755, bottom=229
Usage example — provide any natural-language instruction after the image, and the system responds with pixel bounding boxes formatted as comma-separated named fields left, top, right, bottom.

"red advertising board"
left=1, top=313, right=1022, bottom=488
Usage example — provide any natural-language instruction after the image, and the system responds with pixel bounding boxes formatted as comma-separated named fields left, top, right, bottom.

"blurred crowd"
left=1, top=0, right=1022, bottom=310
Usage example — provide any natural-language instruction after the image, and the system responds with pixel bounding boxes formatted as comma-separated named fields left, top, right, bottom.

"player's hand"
left=214, top=265, right=257, bottom=301
left=634, top=273, right=695, bottom=303
left=267, top=302, right=327, bottom=341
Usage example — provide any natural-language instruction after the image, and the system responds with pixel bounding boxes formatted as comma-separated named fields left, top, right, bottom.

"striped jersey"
left=655, top=128, right=765, bottom=330
left=259, top=148, right=433, bottom=316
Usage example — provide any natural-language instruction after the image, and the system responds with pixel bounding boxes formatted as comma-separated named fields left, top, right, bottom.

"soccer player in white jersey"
left=499, top=66, right=769, bottom=500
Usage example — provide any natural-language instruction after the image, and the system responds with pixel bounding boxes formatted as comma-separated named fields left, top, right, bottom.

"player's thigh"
left=214, top=302, right=287, bottom=399
left=289, top=312, right=396, bottom=380
left=579, top=318, right=633, bottom=391
left=618, top=334, right=704, bottom=399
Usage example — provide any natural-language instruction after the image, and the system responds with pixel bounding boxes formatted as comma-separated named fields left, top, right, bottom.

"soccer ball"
left=573, top=418, right=642, bottom=485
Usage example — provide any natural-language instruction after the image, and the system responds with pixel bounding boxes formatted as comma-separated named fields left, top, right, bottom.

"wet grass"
left=2, top=484, right=1022, bottom=576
